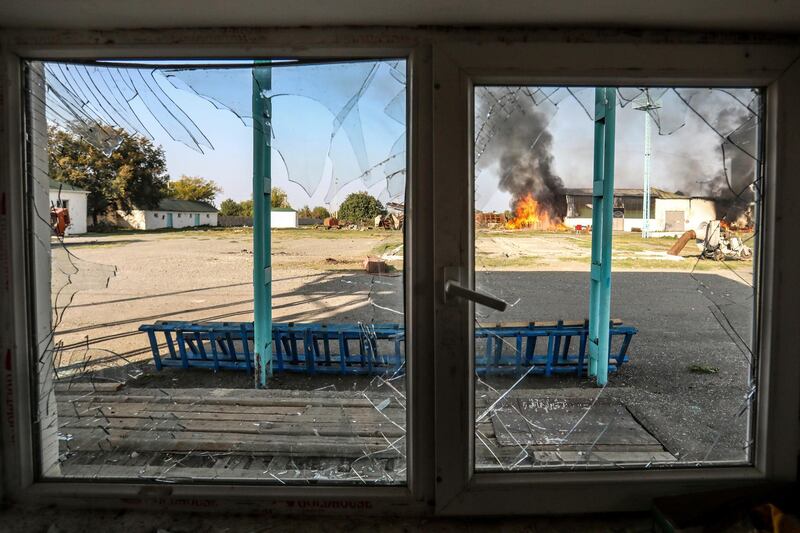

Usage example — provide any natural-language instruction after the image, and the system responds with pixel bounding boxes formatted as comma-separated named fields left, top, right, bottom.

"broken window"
left=27, top=58, right=407, bottom=484
left=472, top=86, right=761, bottom=471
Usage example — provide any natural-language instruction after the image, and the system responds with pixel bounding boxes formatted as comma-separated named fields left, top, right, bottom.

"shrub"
left=311, top=206, right=331, bottom=219
left=219, top=198, right=242, bottom=216
left=337, top=192, right=385, bottom=224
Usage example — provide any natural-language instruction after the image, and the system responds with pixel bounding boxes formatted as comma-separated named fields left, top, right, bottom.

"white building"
left=116, top=198, right=219, bottom=230
left=48, top=179, right=89, bottom=234
left=271, top=207, right=298, bottom=228
left=564, top=188, right=718, bottom=235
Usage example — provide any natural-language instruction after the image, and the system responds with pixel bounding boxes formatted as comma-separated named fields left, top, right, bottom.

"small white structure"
left=48, top=179, right=89, bottom=234
left=116, top=198, right=218, bottom=230
left=271, top=207, right=298, bottom=228
left=564, top=188, right=719, bottom=235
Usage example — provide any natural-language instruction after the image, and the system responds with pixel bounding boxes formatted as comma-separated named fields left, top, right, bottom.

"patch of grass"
left=476, top=255, right=543, bottom=268
left=611, top=233, right=678, bottom=252
left=298, top=258, right=403, bottom=272
left=81, top=226, right=401, bottom=241
left=273, top=228, right=401, bottom=240
left=82, top=225, right=231, bottom=238
left=688, top=364, right=719, bottom=374
left=556, top=255, right=590, bottom=263
left=369, top=239, right=404, bottom=256
left=564, top=236, right=593, bottom=249
left=70, top=241, right=129, bottom=249
left=613, top=241, right=673, bottom=253
left=551, top=252, right=754, bottom=274
left=479, top=229, right=576, bottom=240
left=611, top=258, right=709, bottom=270
left=612, top=256, right=754, bottom=272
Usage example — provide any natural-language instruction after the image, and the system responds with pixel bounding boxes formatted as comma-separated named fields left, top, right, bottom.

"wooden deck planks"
left=63, top=427, right=403, bottom=457
left=55, top=386, right=675, bottom=479
left=59, top=416, right=406, bottom=438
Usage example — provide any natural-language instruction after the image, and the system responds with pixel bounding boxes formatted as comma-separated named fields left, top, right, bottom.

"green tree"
left=271, top=187, right=291, bottom=209
left=297, top=205, right=313, bottom=218
left=238, top=199, right=254, bottom=217
left=168, top=175, right=222, bottom=205
left=219, top=198, right=242, bottom=216
left=311, top=206, right=331, bottom=219
left=337, top=192, right=385, bottom=224
left=48, top=125, right=169, bottom=225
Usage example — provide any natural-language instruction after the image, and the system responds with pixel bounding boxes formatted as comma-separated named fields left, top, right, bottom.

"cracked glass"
left=473, top=85, right=761, bottom=471
left=28, top=59, right=407, bottom=484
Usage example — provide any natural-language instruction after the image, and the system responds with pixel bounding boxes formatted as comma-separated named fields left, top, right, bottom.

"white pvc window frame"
left=0, top=34, right=435, bottom=514
left=432, top=40, right=800, bottom=514
left=0, top=29, right=798, bottom=515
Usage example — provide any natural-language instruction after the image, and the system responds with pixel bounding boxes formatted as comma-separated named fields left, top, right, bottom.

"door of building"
left=613, top=207, right=625, bottom=231
left=166, top=213, right=173, bottom=228
left=665, top=210, right=685, bottom=231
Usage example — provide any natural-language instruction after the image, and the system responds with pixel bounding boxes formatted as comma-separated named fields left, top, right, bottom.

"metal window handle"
left=444, top=279, right=508, bottom=312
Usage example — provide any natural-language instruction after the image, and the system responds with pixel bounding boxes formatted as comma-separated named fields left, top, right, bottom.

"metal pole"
left=588, top=87, right=616, bottom=386
left=253, top=64, right=273, bottom=388
left=642, top=110, right=652, bottom=238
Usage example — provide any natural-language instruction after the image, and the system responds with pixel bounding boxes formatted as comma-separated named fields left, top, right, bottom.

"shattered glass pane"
left=473, top=85, right=761, bottom=471
left=29, top=59, right=407, bottom=484
left=40, top=60, right=405, bottom=202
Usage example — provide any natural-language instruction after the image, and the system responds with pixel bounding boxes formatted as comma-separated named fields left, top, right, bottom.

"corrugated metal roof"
left=147, top=198, right=219, bottom=213
left=562, top=187, right=688, bottom=199
left=49, top=178, right=89, bottom=193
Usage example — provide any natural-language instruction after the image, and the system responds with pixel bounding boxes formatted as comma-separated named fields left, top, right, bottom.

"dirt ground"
left=50, top=226, right=756, bottom=464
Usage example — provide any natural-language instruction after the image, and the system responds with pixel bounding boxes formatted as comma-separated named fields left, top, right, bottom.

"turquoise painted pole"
left=588, top=88, right=616, bottom=386
left=253, top=64, right=273, bottom=388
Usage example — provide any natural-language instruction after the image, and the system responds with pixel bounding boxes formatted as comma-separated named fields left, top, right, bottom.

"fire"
left=720, top=218, right=753, bottom=232
left=505, top=193, right=565, bottom=231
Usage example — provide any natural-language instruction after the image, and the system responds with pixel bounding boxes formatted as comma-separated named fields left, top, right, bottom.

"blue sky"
left=47, top=62, right=756, bottom=213
left=129, top=61, right=406, bottom=210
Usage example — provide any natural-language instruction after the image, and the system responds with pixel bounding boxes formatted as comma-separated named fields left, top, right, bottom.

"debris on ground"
left=698, top=220, right=752, bottom=261
left=380, top=244, right=404, bottom=261
left=363, top=256, right=387, bottom=274
left=375, top=212, right=404, bottom=230
left=475, top=211, right=507, bottom=228
left=668, top=229, right=696, bottom=256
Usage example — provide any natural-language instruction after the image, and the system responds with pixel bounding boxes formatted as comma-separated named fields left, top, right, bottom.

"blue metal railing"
left=139, top=320, right=636, bottom=377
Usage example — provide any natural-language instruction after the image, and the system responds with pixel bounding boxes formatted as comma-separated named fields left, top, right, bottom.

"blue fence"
left=139, top=320, right=636, bottom=377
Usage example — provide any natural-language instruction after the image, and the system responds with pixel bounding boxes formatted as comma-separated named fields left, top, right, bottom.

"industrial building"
left=114, top=198, right=219, bottom=230
left=563, top=187, right=718, bottom=234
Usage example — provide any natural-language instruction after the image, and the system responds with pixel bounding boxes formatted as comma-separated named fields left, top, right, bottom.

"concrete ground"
left=49, top=227, right=755, bottom=466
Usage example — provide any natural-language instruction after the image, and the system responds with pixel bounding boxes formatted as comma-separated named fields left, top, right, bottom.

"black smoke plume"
left=699, top=106, right=759, bottom=225
left=476, top=90, right=566, bottom=219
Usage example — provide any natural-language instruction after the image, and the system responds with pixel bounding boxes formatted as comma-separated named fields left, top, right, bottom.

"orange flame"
left=504, top=193, right=565, bottom=231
